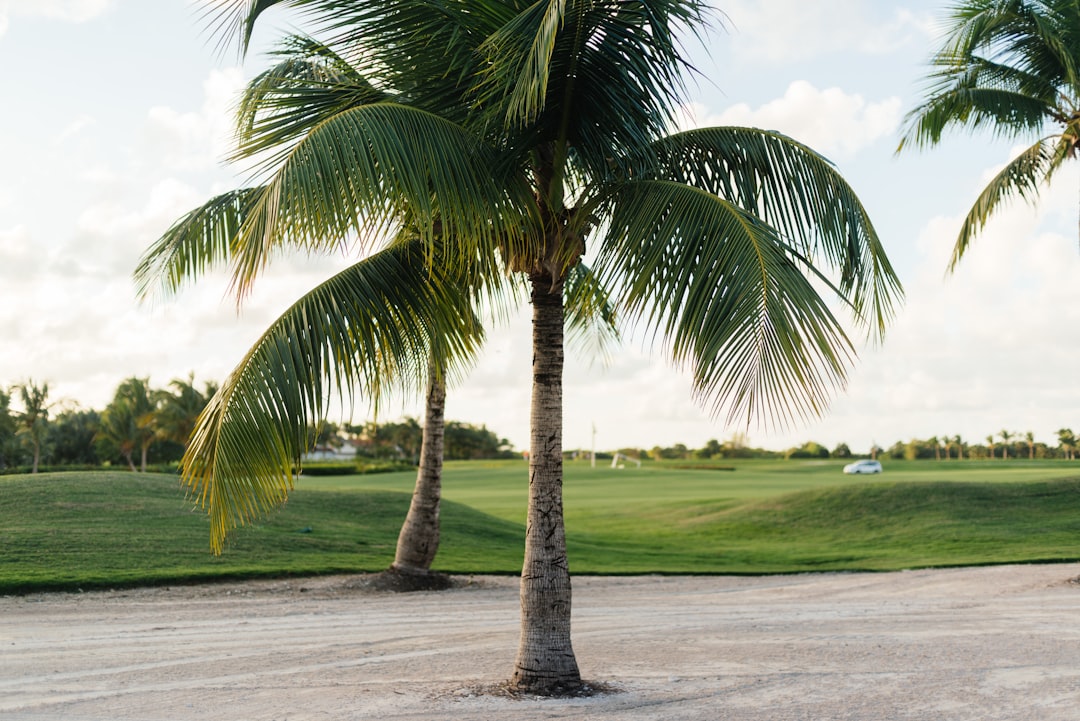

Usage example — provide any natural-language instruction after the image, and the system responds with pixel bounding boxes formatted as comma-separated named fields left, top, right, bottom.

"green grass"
left=3, top=459, right=1080, bottom=593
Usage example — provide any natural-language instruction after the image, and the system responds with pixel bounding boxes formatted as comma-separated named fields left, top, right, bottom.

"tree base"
left=490, top=679, right=616, bottom=698
left=369, top=566, right=453, bottom=592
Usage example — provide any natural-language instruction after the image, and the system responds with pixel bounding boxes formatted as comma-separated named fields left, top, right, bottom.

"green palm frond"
left=235, top=35, right=390, bottom=159
left=228, top=101, right=533, bottom=298
left=479, top=0, right=710, bottom=171
left=643, top=127, right=902, bottom=336
left=563, top=261, right=620, bottom=363
left=596, top=179, right=853, bottom=428
left=135, top=187, right=266, bottom=301
left=950, top=134, right=1067, bottom=270
left=184, top=240, right=484, bottom=553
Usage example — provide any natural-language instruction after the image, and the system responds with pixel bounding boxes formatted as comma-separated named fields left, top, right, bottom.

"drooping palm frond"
left=563, top=261, right=620, bottom=363
left=899, top=0, right=1079, bottom=149
left=184, top=240, right=484, bottom=553
left=135, top=187, right=266, bottom=301
left=641, top=127, right=903, bottom=336
left=950, top=134, right=1069, bottom=269
left=596, top=179, right=854, bottom=429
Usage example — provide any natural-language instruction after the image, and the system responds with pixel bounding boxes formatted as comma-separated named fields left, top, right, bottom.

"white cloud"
left=678, top=81, right=901, bottom=158
left=0, top=225, right=41, bottom=278
left=142, top=68, right=245, bottom=172
left=719, top=0, right=935, bottom=63
left=0, top=0, right=113, bottom=36
left=52, top=114, right=95, bottom=146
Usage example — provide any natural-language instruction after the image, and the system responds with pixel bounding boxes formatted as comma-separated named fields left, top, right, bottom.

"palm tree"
left=986, top=433, right=997, bottom=459
left=164, top=0, right=902, bottom=693
left=1057, top=427, right=1076, bottom=459
left=0, top=389, right=16, bottom=469
left=953, top=434, right=965, bottom=460
left=1024, top=430, right=1036, bottom=459
left=929, top=435, right=941, bottom=461
left=98, top=378, right=159, bottom=472
left=899, top=0, right=1080, bottom=268
left=1000, top=429, right=1014, bottom=460
left=155, top=373, right=218, bottom=450
left=12, top=380, right=51, bottom=473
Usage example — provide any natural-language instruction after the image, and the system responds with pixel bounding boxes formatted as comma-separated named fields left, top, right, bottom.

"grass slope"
left=3, top=462, right=1080, bottom=593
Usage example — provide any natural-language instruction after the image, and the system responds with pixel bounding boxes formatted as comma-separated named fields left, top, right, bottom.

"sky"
left=2, top=0, right=1079, bottom=455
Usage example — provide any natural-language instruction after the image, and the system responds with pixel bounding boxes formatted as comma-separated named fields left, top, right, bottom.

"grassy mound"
left=2, top=469, right=1079, bottom=593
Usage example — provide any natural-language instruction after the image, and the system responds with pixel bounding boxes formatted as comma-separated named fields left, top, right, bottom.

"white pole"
left=591, top=422, right=596, bottom=468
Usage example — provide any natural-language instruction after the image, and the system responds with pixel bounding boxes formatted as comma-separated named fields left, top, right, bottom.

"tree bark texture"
left=510, top=276, right=582, bottom=693
left=392, top=366, right=446, bottom=573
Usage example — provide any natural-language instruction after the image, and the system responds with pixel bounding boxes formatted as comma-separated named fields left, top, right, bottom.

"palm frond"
left=641, top=127, right=903, bottom=337
left=479, top=0, right=712, bottom=172
left=595, top=179, right=854, bottom=429
left=234, top=35, right=390, bottom=160
left=134, top=187, right=265, bottom=301
left=563, top=261, right=620, bottom=364
left=228, top=101, right=533, bottom=298
left=183, top=240, right=484, bottom=553
left=950, top=134, right=1066, bottom=270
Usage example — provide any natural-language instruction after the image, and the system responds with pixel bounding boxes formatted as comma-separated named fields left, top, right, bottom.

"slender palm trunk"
left=31, top=441, right=40, bottom=474
left=392, top=364, right=446, bottom=574
left=511, top=276, right=581, bottom=693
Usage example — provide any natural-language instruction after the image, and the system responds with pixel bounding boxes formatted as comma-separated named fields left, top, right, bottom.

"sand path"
left=3, top=564, right=1080, bottom=720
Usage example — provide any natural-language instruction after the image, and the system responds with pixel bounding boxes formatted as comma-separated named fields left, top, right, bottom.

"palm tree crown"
left=899, top=0, right=1080, bottom=269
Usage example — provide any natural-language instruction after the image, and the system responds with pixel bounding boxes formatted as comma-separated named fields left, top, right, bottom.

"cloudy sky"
left=2, top=0, right=1077, bottom=455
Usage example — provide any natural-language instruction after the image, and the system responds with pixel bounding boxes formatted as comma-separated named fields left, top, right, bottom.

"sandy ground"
left=3, top=564, right=1080, bottom=720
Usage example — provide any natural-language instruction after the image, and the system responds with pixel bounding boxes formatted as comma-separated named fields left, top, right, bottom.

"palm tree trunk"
left=511, top=276, right=581, bottom=693
left=391, top=363, right=446, bottom=573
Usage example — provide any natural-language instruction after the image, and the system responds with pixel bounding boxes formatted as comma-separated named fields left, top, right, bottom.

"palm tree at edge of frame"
left=898, top=0, right=1080, bottom=269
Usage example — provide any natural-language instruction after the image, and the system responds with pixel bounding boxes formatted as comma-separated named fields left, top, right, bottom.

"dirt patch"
left=4, top=564, right=1080, bottom=720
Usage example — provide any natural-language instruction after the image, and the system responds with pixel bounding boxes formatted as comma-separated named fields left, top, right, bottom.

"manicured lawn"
left=2, top=459, right=1080, bottom=593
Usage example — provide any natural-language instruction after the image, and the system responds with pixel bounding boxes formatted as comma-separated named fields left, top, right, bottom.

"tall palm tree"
left=986, top=433, right=997, bottom=459
left=167, top=0, right=902, bottom=693
left=899, top=0, right=1080, bottom=268
left=1024, top=430, right=1036, bottom=459
left=12, top=380, right=51, bottom=473
left=953, top=434, right=965, bottom=460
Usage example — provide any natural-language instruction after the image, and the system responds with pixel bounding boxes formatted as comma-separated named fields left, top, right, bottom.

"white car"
left=843, top=459, right=882, bottom=474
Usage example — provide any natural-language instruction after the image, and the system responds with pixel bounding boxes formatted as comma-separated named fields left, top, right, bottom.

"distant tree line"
left=0, top=375, right=218, bottom=474
left=314, top=419, right=518, bottom=462
left=0, top=378, right=522, bottom=475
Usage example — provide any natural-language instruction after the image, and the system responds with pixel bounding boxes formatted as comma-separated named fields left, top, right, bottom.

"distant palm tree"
left=986, top=434, right=997, bottom=459
left=155, top=373, right=217, bottom=450
left=1024, top=431, right=1036, bottom=459
left=899, top=0, right=1080, bottom=268
left=1000, top=429, right=1014, bottom=460
left=12, top=380, right=51, bottom=473
left=930, top=435, right=941, bottom=461
left=98, top=378, right=158, bottom=472
left=1057, top=428, right=1076, bottom=460
left=953, top=435, right=965, bottom=460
